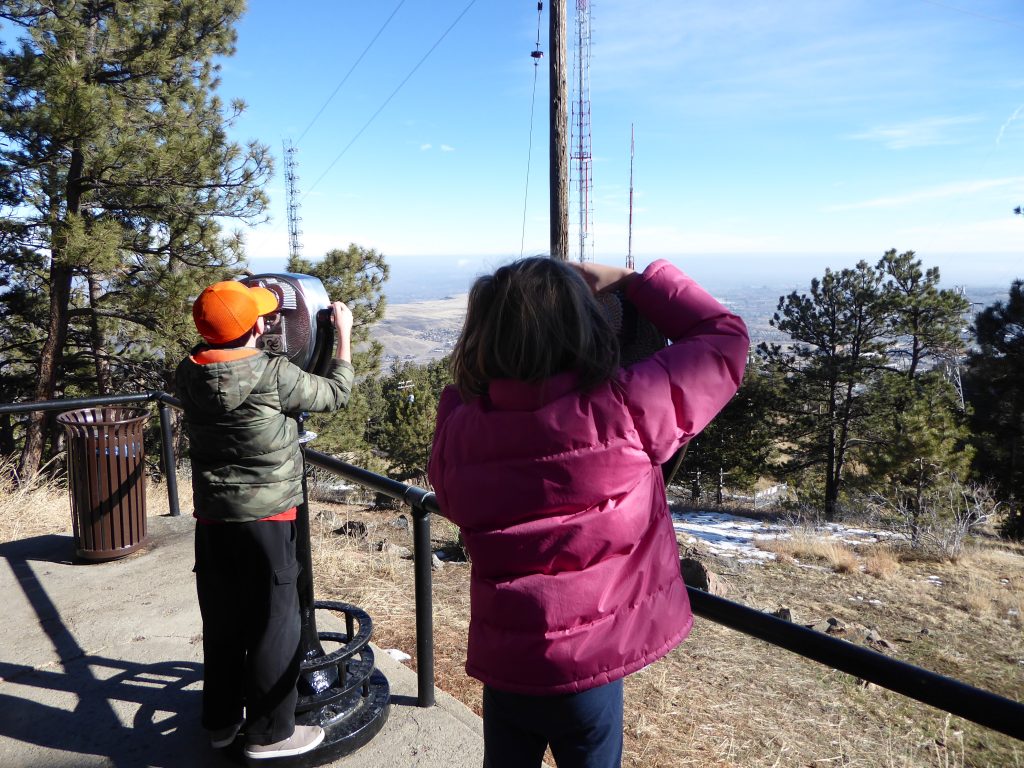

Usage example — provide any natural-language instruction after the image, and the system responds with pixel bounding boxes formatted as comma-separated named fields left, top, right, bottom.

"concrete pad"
left=0, top=514, right=483, bottom=767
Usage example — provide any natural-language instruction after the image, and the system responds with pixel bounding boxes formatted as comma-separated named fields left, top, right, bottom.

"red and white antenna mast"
left=627, top=124, right=635, bottom=270
left=570, top=0, right=592, bottom=263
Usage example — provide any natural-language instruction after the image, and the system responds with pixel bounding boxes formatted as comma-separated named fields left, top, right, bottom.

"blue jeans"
left=482, top=679, right=624, bottom=768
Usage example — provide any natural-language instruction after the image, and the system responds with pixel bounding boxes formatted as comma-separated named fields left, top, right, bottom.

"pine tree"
left=861, top=251, right=972, bottom=538
left=373, top=358, right=450, bottom=483
left=288, top=244, right=390, bottom=462
left=965, top=279, right=1024, bottom=539
left=682, top=358, right=778, bottom=499
left=0, top=0, right=272, bottom=478
left=759, top=261, right=889, bottom=518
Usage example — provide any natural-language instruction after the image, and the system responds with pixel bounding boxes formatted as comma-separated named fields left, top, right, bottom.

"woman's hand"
left=568, top=261, right=637, bottom=294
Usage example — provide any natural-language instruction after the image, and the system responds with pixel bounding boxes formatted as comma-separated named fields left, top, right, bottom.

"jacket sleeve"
left=275, top=357, right=354, bottom=414
left=620, top=259, right=749, bottom=465
left=427, top=385, right=461, bottom=511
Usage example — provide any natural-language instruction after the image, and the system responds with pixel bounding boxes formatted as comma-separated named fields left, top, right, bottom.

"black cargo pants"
left=194, top=519, right=301, bottom=746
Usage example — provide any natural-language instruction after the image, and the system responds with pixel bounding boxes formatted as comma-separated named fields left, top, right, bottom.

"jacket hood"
left=176, top=350, right=268, bottom=416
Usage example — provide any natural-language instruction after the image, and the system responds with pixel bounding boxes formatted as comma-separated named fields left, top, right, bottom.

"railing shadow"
left=0, top=535, right=232, bottom=767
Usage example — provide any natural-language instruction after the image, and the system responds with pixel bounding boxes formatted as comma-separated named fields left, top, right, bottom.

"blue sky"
left=219, top=1, right=1024, bottom=285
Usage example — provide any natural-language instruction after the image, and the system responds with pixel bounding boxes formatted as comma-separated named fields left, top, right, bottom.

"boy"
left=175, top=279, right=353, bottom=760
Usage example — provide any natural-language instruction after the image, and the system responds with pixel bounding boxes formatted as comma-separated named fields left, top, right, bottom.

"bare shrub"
left=866, top=480, right=999, bottom=561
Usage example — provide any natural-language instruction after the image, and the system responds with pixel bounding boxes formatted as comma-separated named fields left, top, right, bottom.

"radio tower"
left=570, top=0, right=593, bottom=263
left=283, top=139, right=303, bottom=262
left=627, top=124, right=635, bottom=270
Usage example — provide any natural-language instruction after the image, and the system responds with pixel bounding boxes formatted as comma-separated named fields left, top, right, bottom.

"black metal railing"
left=2, top=393, right=1023, bottom=740
left=303, top=448, right=436, bottom=708
left=0, top=392, right=183, bottom=519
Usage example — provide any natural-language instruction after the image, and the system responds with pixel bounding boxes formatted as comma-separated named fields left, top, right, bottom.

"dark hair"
left=450, top=257, right=619, bottom=399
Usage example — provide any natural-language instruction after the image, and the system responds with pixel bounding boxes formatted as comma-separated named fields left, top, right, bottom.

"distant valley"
left=370, top=279, right=1011, bottom=368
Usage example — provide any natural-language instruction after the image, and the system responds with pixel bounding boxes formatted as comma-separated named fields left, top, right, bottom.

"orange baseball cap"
left=192, top=281, right=280, bottom=344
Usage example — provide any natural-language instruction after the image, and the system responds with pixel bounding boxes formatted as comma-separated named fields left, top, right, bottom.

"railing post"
left=411, top=499, right=436, bottom=707
left=156, top=401, right=181, bottom=517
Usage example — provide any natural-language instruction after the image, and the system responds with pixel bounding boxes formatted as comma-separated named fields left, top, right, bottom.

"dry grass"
left=0, top=455, right=72, bottom=542
left=756, top=531, right=861, bottom=573
left=864, top=545, right=902, bottom=579
left=3, top=473, right=1023, bottom=767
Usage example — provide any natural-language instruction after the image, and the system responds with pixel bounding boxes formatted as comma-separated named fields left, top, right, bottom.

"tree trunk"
left=18, top=134, right=85, bottom=482
left=88, top=271, right=110, bottom=394
left=18, top=261, right=73, bottom=481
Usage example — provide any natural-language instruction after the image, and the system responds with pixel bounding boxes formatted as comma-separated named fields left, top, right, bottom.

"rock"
left=826, top=617, right=846, bottom=633
left=806, top=618, right=847, bottom=635
left=373, top=492, right=400, bottom=510
left=377, top=542, right=413, bottom=559
left=680, top=557, right=729, bottom=596
left=431, top=553, right=444, bottom=570
left=706, top=570, right=730, bottom=597
left=392, top=514, right=410, bottom=530
left=681, top=542, right=712, bottom=561
left=864, top=628, right=892, bottom=649
left=770, top=607, right=793, bottom=622
left=314, top=509, right=340, bottom=528
left=333, top=520, right=367, bottom=539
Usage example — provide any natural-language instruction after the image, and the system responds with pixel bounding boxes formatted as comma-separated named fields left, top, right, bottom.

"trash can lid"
left=57, top=407, right=151, bottom=426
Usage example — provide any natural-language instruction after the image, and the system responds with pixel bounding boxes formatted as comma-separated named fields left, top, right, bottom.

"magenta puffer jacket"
left=428, top=260, right=749, bottom=695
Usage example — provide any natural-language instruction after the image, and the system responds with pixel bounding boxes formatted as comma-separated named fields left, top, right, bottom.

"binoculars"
left=241, top=273, right=336, bottom=376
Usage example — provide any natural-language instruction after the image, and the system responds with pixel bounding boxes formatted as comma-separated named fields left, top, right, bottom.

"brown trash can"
left=57, top=407, right=151, bottom=561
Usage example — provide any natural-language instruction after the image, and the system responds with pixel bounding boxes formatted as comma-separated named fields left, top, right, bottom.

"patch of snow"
left=672, top=509, right=900, bottom=566
left=384, top=648, right=411, bottom=663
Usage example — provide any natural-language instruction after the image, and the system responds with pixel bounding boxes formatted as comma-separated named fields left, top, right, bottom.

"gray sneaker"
left=244, top=725, right=325, bottom=760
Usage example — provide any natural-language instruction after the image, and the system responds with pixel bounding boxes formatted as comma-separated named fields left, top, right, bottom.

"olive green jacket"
left=175, top=350, right=353, bottom=522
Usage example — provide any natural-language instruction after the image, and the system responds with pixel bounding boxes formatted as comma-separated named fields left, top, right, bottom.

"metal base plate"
left=219, top=669, right=389, bottom=767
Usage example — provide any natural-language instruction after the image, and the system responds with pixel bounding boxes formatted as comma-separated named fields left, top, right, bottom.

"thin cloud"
left=440, top=144, right=455, bottom=152
left=825, top=177, right=1024, bottom=211
left=995, top=104, right=1024, bottom=146
left=420, top=143, right=432, bottom=151
left=846, top=116, right=981, bottom=149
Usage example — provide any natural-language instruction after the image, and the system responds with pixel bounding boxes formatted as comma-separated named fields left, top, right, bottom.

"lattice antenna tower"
left=283, top=139, right=303, bottom=262
left=627, top=124, right=635, bottom=270
left=570, top=0, right=593, bottom=263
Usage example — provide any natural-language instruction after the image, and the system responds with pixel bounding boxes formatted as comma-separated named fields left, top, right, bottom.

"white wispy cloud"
left=440, top=144, right=455, bottom=152
left=824, top=177, right=1024, bottom=211
left=846, top=116, right=982, bottom=149
left=995, top=104, right=1024, bottom=146
left=420, top=143, right=432, bottom=151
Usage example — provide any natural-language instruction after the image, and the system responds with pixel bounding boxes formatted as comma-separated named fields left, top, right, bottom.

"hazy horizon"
left=248, top=251, right=1022, bottom=305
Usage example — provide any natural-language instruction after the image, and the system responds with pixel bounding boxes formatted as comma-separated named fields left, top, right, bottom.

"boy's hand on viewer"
left=569, top=261, right=636, bottom=294
left=331, top=301, right=353, bottom=362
